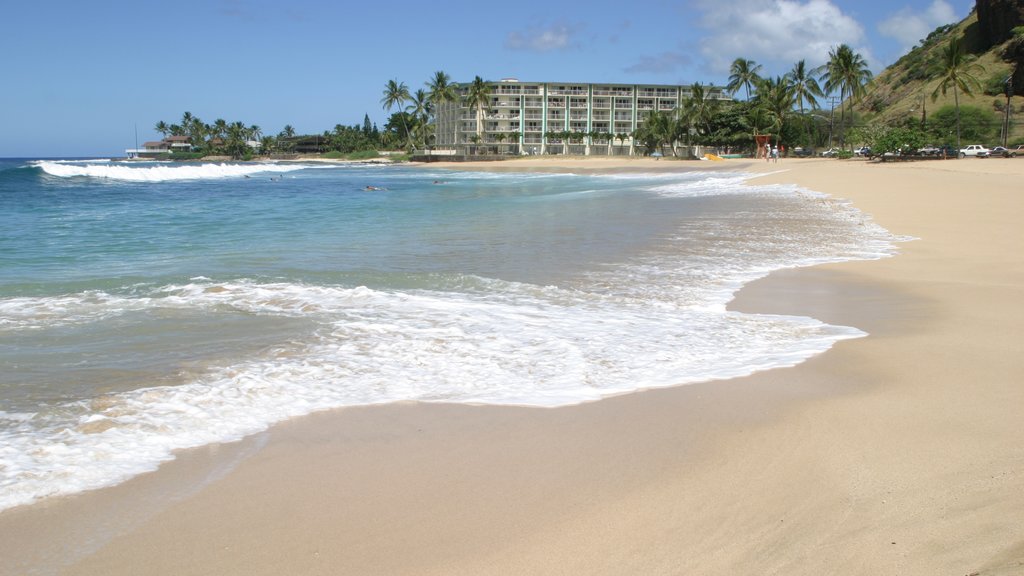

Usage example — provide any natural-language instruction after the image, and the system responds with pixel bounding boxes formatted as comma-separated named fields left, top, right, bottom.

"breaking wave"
left=32, top=161, right=308, bottom=182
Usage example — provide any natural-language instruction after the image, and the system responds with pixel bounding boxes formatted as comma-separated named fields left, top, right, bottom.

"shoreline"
left=2, top=157, right=1022, bottom=575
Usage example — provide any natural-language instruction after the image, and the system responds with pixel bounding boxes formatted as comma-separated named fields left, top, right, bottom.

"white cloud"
left=695, top=0, right=869, bottom=74
left=625, top=51, right=692, bottom=74
left=505, top=22, right=579, bottom=52
left=878, top=0, right=957, bottom=52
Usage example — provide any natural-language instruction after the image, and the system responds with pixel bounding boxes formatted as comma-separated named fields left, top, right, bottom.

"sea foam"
left=0, top=166, right=906, bottom=512
left=33, top=161, right=307, bottom=182
left=0, top=277, right=865, bottom=511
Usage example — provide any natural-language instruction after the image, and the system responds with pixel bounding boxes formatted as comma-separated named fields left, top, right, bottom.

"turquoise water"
left=0, top=158, right=900, bottom=510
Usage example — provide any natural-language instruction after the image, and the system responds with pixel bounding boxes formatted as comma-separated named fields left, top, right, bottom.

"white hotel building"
left=432, top=79, right=731, bottom=156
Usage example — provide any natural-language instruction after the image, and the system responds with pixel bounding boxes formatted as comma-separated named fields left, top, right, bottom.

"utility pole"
left=1003, top=76, right=1013, bottom=148
left=827, top=96, right=839, bottom=148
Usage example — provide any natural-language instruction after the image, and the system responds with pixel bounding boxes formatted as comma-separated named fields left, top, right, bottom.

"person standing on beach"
left=765, top=142, right=771, bottom=162
left=771, top=145, right=779, bottom=163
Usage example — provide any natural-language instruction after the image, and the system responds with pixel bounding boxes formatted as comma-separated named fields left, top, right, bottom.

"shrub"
left=346, top=150, right=380, bottom=160
left=927, top=105, right=1000, bottom=143
left=984, top=73, right=1013, bottom=96
left=875, top=126, right=927, bottom=154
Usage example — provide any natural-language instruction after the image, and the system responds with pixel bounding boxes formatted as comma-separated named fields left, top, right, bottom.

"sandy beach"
left=2, top=156, right=1022, bottom=575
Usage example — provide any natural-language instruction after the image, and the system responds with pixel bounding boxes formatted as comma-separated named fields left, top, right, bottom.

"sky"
left=0, top=0, right=975, bottom=157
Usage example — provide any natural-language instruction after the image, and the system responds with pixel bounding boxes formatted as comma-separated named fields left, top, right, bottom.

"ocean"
left=0, top=158, right=900, bottom=511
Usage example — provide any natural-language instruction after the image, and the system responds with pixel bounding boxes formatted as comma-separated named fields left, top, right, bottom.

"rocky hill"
left=853, top=0, right=1023, bottom=143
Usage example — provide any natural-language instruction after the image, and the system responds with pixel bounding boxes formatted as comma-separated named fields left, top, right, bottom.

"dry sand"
left=2, top=156, right=1022, bottom=575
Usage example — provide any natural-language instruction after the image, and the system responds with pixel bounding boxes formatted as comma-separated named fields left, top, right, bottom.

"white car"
left=820, top=148, right=840, bottom=157
left=959, top=145, right=990, bottom=158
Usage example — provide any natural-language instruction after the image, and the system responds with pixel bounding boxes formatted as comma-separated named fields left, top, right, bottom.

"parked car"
left=792, top=147, right=814, bottom=157
left=989, top=146, right=1017, bottom=158
left=959, top=144, right=990, bottom=158
left=854, top=146, right=872, bottom=157
left=917, top=145, right=940, bottom=156
left=937, top=144, right=962, bottom=157
left=820, top=148, right=840, bottom=157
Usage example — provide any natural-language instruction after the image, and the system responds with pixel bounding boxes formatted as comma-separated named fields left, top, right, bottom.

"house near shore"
left=431, top=78, right=731, bottom=158
left=126, top=135, right=193, bottom=158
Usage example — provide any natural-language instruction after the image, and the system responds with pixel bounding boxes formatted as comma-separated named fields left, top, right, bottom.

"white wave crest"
left=0, top=277, right=865, bottom=511
left=34, top=161, right=307, bottom=182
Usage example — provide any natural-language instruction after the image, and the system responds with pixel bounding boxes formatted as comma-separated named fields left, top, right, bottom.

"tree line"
left=154, top=112, right=386, bottom=159
left=154, top=29, right=997, bottom=161
left=382, top=31, right=999, bottom=157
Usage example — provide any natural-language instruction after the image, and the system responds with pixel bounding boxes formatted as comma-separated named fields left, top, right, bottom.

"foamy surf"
left=0, top=163, right=907, bottom=512
left=0, top=277, right=866, bottom=511
left=33, top=161, right=307, bottom=182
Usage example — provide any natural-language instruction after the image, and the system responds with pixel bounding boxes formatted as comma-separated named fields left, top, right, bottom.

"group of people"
left=764, top=142, right=784, bottom=163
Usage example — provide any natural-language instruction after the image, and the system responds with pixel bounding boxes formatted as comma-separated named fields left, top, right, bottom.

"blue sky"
left=1, top=0, right=974, bottom=157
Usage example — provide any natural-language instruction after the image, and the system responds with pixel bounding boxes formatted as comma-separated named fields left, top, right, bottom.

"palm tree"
left=727, top=58, right=763, bottom=101
left=821, top=44, right=873, bottom=148
left=406, top=88, right=431, bottom=148
left=785, top=60, right=823, bottom=146
left=381, top=79, right=413, bottom=149
left=154, top=121, right=170, bottom=138
left=213, top=118, right=229, bottom=140
left=755, top=76, right=795, bottom=145
left=184, top=115, right=207, bottom=150
left=281, top=125, right=295, bottom=138
left=225, top=122, right=249, bottom=159
left=637, top=110, right=673, bottom=155
left=683, top=83, right=720, bottom=152
left=931, top=35, right=983, bottom=148
left=464, top=76, right=492, bottom=146
left=426, top=71, right=458, bottom=147
left=672, top=102, right=694, bottom=156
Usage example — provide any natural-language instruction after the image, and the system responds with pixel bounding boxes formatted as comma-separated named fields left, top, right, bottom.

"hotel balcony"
left=548, top=87, right=587, bottom=95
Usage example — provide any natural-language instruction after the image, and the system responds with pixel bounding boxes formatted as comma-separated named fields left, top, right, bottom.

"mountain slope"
left=853, top=1, right=1023, bottom=144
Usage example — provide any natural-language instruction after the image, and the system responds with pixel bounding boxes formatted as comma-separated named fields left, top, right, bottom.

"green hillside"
left=853, top=9, right=1023, bottom=145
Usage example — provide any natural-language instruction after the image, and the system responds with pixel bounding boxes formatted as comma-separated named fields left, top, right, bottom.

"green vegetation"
left=822, top=44, right=874, bottom=147
left=151, top=111, right=387, bottom=159
left=874, top=126, right=927, bottom=154
left=931, top=35, right=985, bottom=147
left=928, top=105, right=1000, bottom=143
left=152, top=113, right=264, bottom=159
left=727, top=58, right=763, bottom=102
